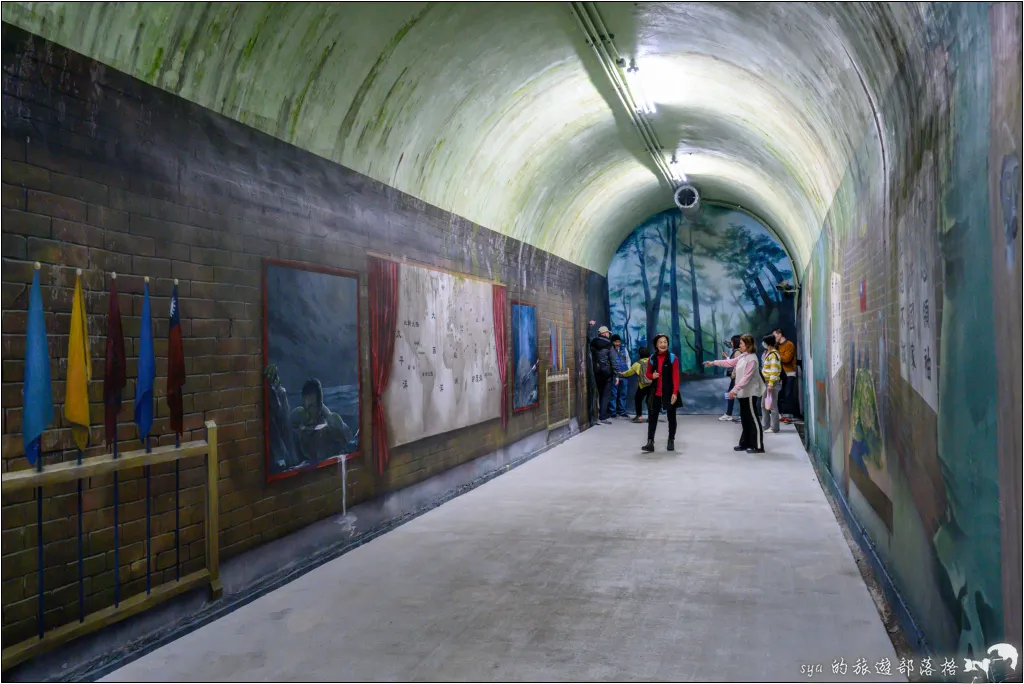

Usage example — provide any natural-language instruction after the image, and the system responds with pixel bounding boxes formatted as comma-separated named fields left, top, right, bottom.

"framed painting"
left=262, top=259, right=361, bottom=482
left=511, top=301, right=539, bottom=411
left=382, top=259, right=503, bottom=447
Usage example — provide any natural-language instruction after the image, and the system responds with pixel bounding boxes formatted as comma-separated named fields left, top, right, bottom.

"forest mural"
left=607, top=204, right=795, bottom=413
left=801, top=2, right=1021, bottom=663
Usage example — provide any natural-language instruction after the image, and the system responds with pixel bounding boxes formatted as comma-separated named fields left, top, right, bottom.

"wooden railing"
left=545, top=368, right=572, bottom=432
left=1, top=422, right=221, bottom=671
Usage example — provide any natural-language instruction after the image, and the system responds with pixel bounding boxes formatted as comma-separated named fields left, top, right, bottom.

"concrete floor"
left=104, top=417, right=901, bottom=682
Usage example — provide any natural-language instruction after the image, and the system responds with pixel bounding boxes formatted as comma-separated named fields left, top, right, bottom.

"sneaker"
left=733, top=446, right=747, bottom=451
left=781, top=417, right=792, bottom=424
left=732, top=417, right=741, bottom=423
left=631, top=417, right=645, bottom=424
left=746, top=448, right=766, bottom=454
left=718, top=414, right=733, bottom=421
left=601, top=419, right=612, bottom=425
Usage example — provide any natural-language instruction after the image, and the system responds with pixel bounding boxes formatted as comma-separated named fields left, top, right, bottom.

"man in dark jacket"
left=590, top=325, right=615, bottom=424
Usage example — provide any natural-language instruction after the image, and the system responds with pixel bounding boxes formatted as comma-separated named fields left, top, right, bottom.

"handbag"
left=763, top=391, right=773, bottom=411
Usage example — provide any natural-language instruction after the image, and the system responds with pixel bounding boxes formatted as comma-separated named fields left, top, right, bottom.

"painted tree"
left=750, top=232, right=792, bottom=300
left=607, top=206, right=795, bottom=386
left=666, top=212, right=683, bottom=361
left=632, top=225, right=671, bottom=348
left=722, top=224, right=775, bottom=314
left=620, top=290, right=632, bottom=350
left=679, top=214, right=718, bottom=372
left=703, top=285, right=725, bottom=375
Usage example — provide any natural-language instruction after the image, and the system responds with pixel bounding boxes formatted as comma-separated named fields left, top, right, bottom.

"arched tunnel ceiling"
left=1, top=3, right=927, bottom=275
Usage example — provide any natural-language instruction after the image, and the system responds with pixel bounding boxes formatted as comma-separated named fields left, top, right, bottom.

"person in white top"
left=705, top=333, right=766, bottom=453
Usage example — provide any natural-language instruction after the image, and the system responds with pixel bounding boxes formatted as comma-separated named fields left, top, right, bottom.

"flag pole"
left=34, top=262, right=45, bottom=640
left=142, top=278, right=154, bottom=595
left=77, top=450, right=84, bottom=623
left=175, top=457, right=180, bottom=581
left=145, top=459, right=151, bottom=594
left=112, top=272, right=120, bottom=608
left=72, top=269, right=87, bottom=623
left=174, top=360, right=179, bottom=581
left=170, top=278, right=182, bottom=581
left=37, top=480, right=44, bottom=639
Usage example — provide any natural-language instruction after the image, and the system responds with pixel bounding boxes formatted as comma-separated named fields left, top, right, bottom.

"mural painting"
left=897, top=153, right=940, bottom=411
left=512, top=302, right=539, bottom=411
left=800, top=3, right=1016, bottom=660
left=988, top=0, right=1023, bottom=650
left=383, top=262, right=502, bottom=447
left=608, top=204, right=795, bottom=414
left=847, top=339, right=893, bottom=530
left=263, top=260, right=360, bottom=481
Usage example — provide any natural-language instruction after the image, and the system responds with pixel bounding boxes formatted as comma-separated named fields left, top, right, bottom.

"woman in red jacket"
left=643, top=334, right=680, bottom=453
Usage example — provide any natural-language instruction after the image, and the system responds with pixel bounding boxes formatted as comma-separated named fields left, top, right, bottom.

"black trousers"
left=738, top=396, right=764, bottom=450
left=725, top=377, right=736, bottom=415
left=634, top=385, right=652, bottom=417
left=647, top=394, right=677, bottom=441
left=779, top=371, right=800, bottom=416
left=595, top=375, right=612, bottom=421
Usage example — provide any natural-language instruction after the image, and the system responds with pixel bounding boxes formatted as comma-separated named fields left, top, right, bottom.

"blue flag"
left=134, top=281, right=155, bottom=440
left=23, top=268, right=53, bottom=466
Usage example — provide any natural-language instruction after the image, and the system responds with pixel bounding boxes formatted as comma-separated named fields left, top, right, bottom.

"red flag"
left=167, top=283, right=185, bottom=435
left=104, top=277, right=126, bottom=450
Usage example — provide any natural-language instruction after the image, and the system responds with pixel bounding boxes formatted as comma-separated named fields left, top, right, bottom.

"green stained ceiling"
left=1, top=2, right=927, bottom=274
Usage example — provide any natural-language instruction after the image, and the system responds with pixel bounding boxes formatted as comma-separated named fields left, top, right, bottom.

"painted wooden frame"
left=0, top=422, right=221, bottom=671
left=262, top=258, right=363, bottom=483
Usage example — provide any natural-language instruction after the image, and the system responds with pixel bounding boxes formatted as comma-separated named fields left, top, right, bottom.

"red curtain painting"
left=492, top=284, right=509, bottom=429
left=369, top=257, right=400, bottom=474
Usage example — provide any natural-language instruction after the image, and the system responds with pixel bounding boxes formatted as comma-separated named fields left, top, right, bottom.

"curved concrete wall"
left=800, top=2, right=1022, bottom=659
left=2, top=2, right=928, bottom=274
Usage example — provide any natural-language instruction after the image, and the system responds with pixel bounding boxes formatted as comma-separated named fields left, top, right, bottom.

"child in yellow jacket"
left=619, top=346, right=652, bottom=423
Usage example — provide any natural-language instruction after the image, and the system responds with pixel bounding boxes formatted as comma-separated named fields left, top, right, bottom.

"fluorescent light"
left=624, top=60, right=656, bottom=115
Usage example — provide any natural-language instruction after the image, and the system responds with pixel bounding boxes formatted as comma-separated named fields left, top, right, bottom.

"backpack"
left=636, top=359, right=653, bottom=388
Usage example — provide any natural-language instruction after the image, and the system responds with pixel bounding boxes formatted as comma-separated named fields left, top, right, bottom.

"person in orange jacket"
left=773, top=328, right=798, bottom=423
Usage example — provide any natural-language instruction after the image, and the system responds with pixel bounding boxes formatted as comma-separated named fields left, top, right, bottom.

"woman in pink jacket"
left=704, top=334, right=766, bottom=453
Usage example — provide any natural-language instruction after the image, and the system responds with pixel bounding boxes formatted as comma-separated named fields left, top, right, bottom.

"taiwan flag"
left=166, top=283, right=185, bottom=436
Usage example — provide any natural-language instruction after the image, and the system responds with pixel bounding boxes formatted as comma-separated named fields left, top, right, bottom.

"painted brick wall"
left=801, top=4, right=1021, bottom=656
left=0, top=24, right=602, bottom=645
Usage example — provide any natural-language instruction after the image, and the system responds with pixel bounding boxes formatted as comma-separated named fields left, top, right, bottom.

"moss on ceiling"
left=1, top=2, right=927, bottom=274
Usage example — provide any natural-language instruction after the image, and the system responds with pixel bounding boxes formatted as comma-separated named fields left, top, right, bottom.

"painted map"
left=384, top=263, right=501, bottom=447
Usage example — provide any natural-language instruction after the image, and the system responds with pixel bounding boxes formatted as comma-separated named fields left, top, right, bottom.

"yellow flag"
left=65, top=273, right=92, bottom=451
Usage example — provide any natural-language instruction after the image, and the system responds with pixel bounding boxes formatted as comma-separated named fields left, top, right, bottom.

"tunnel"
left=0, top=2, right=1021, bottom=681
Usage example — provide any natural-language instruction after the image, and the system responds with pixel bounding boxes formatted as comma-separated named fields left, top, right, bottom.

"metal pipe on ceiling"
left=568, top=1, right=678, bottom=190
